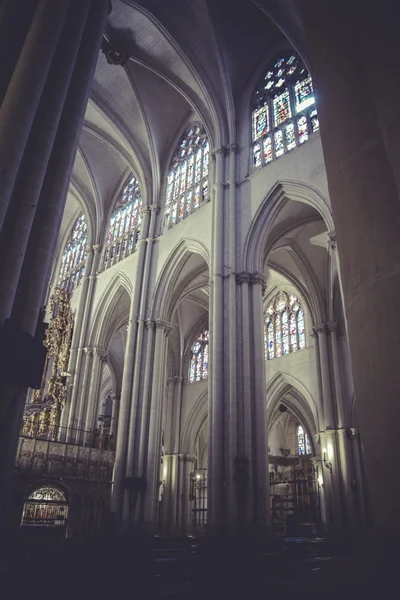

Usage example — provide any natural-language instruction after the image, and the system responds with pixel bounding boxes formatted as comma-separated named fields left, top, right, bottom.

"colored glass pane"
left=189, top=329, right=210, bottom=383
left=273, top=90, right=291, bottom=126
left=295, top=76, right=315, bottom=113
left=58, top=214, right=87, bottom=294
left=274, top=130, right=284, bottom=157
left=265, top=292, right=305, bottom=360
left=165, top=124, right=209, bottom=229
left=290, top=312, right=298, bottom=352
left=298, top=310, right=305, bottom=349
left=253, top=105, right=269, bottom=140
left=298, top=115, right=308, bottom=144
left=282, top=310, right=289, bottom=354
left=305, top=433, right=312, bottom=455
left=253, top=142, right=261, bottom=167
left=263, top=136, right=272, bottom=163
left=310, top=109, right=319, bottom=132
left=275, top=313, right=282, bottom=358
left=298, top=425, right=305, bottom=455
left=268, top=320, right=274, bottom=359
left=285, top=122, right=296, bottom=151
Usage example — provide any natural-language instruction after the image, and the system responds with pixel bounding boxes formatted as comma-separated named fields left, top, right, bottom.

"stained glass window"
left=297, top=425, right=312, bottom=456
left=164, top=124, right=209, bottom=230
left=264, top=291, right=306, bottom=360
left=58, top=214, right=87, bottom=295
left=103, top=174, right=142, bottom=271
left=189, top=329, right=209, bottom=383
left=252, top=51, right=318, bottom=167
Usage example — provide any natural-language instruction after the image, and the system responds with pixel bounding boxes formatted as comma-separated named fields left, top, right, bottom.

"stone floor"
left=5, top=534, right=399, bottom=599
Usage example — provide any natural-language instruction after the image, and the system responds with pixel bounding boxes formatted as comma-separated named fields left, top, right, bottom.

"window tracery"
left=103, top=174, right=143, bottom=270
left=264, top=291, right=305, bottom=360
left=164, top=124, right=209, bottom=230
left=297, top=425, right=312, bottom=455
left=252, top=52, right=319, bottom=168
left=58, top=214, right=87, bottom=294
left=189, top=329, right=209, bottom=383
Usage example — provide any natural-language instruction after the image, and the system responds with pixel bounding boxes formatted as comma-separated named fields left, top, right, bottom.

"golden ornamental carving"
left=21, top=288, right=74, bottom=440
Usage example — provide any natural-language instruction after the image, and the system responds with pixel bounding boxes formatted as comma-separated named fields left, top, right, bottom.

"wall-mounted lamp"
left=322, top=448, right=333, bottom=473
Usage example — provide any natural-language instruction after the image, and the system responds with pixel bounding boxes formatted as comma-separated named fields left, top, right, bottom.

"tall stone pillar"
left=301, top=0, right=400, bottom=537
left=0, top=0, right=109, bottom=570
left=208, top=147, right=225, bottom=532
left=111, top=207, right=151, bottom=518
left=84, top=348, right=108, bottom=433
left=142, top=321, right=171, bottom=530
left=110, top=393, right=121, bottom=441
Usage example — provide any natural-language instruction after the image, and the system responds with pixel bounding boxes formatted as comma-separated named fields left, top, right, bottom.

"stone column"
left=301, top=0, right=400, bottom=537
left=313, top=325, right=334, bottom=430
left=84, top=348, right=108, bottom=434
left=136, top=319, right=156, bottom=476
left=250, top=273, right=269, bottom=527
left=66, top=244, right=101, bottom=431
left=75, top=348, right=93, bottom=442
left=208, top=147, right=225, bottom=531
left=142, top=321, right=171, bottom=530
left=110, top=393, right=121, bottom=440
left=327, top=322, right=346, bottom=429
left=111, top=207, right=151, bottom=517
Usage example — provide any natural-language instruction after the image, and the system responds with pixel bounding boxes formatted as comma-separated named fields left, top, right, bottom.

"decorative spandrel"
left=21, top=288, right=73, bottom=441
left=252, top=51, right=318, bottom=168
left=164, top=124, right=209, bottom=230
left=58, top=214, right=87, bottom=295
left=189, top=329, right=209, bottom=383
left=104, top=174, right=143, bottom=270
left=29, top=487, right=67, bottom=502
left=264, top=291, right=306, bottom=360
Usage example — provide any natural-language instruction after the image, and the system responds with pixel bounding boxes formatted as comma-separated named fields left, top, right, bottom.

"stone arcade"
left=1, top=0, right=399, bottom=561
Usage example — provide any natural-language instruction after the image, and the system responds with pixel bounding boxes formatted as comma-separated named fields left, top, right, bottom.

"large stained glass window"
left=103, top=174, right=142, bottom=271
left=58, top=214, right=87, bottom=295
left=189, top=329, right=209, bottom=383
left=297, top=425, right=312, bottom=456
left=264, top=291, right=306, bottom=360
left=164, top=124, right=209, bottom=230
left=252, top=52, right=319, bottom=168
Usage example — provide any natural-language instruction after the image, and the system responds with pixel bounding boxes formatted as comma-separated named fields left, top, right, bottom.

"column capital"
left=95, top=347, right=108, bottom=363
left=110, top=392, right=121, bottom=403
left=250, top=272, right=266, bottom=292
left=212, top=145, right=227, bottom=157
left=92, top=244, right=102, bottom=254
left=178, top=453, right=196, bottom=463
left=236, top=271, right=252, bottom=285
left=227, top=143, right=237, bottom=153
left=327, top=321, right=339, bottom=333
left=145, top=318, right=156, bottom=330
left=83, top=347, right=94, bottom=357
left=313, top=323, right=329, bottom=336
left=156, top=319, right=173, bottom=337
left=149, top=204, right=160, bottom=213
left=140, top=206, right=152, bottom=216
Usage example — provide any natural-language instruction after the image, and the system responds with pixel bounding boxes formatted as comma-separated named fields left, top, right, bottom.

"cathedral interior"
left=0, top=0, right=399, bottom=596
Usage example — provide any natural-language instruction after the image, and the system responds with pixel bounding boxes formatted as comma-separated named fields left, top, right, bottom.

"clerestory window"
left=252, top=52, right=319, bottom=168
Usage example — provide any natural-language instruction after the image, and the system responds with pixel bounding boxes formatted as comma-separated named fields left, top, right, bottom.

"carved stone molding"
left=236, top=271, right=252, bottom=285
left=328, top=231, right=337, bottom=253
left=95, top=348, right=108, bottom=363
left=313, top=323, right=329, bottom=337
left=140, top=206, right=152, bottom=216
left=212, top=145, right=227, bottom=156
left=149, top=204, right=160, bottom=213
left=327, top=321, right=338, bottom=334
left=84, top=347, right=94, bottom=357
left=227, top=143, right=237, bottom=153
left=102, top=46, right=128, bottom=66
left=92, top=244, right=102, bottom=254
left=178, top=453, right=196, bottom=464
left=250, top=272, right=266, bottom=292
left=156, top=319, right=173, bottom=337
left=145, top=319, right=156, bottom=330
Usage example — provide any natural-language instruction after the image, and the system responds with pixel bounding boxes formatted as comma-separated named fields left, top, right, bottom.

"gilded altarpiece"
left=21, top=288, right=73, bottom=441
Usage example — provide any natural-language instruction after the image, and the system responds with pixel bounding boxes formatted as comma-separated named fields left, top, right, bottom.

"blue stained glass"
left=165, top=124, right=209, bottom=229
left=264, top=292, right=305, bottom=360
left=253, top=142, right=261, bottom=167
left=58, top=214, right=87, bottom=294
left=189, top=329, right=209, bottom=383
